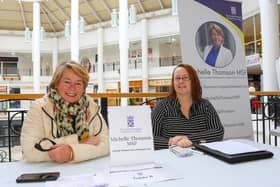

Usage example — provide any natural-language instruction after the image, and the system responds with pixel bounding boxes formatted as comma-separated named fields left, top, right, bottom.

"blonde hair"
left=48, top=61, right=89, bottom=91
left=209, top=23, right=224, bottom=42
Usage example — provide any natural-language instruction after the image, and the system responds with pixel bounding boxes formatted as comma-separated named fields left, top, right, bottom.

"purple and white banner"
left=178, top=0, right=253, bottom=139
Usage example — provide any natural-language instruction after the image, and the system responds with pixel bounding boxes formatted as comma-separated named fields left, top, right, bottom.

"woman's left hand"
left=48, top=144, right=73, bottom=163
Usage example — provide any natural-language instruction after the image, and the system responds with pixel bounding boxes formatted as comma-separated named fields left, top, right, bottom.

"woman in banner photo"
left=151, top=64, right=224, bottom=150
left=21, top=61, right=109, bottom=163
left=203, top=23, right=233, bottom=68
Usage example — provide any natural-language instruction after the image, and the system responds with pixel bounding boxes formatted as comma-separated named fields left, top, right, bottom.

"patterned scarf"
left=48, top=88, right=90, bottom=140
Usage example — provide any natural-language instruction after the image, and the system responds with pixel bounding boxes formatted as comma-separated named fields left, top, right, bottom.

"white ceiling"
left=0, top=0, right=172, bottom=32
left=0, top=0, right=263, bottom=33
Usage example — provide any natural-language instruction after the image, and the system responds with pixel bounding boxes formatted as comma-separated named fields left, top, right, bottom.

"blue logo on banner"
left=127, top=115, right=134, bottom=127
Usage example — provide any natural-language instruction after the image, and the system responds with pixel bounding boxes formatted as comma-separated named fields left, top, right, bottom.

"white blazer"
left=203, top=45, right=233, bottom=68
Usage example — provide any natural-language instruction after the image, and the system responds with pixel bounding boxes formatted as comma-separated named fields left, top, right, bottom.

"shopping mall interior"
left=0, top=0, right=280, bottom=170
left=0, top=0, right=278, bottom=99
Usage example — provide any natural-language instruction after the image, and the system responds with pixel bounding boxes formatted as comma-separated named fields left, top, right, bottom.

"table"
left=1, top=140, right=280, bottom=187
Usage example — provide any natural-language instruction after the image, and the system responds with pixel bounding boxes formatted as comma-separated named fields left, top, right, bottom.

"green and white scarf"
left=48, top=88, right=90, bottom=140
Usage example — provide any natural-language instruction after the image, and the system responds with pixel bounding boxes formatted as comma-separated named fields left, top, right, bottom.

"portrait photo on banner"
left=195, top=21, right=236, bottom=68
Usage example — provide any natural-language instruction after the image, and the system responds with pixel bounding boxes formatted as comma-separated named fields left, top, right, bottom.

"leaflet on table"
left=45, top=173, right=107, bottom=187
left=108, top=106, right=182, bottom=186
left=200, top=139, right=265, bottom=155
left=109, top=162, right=183, bottom=186
left=108, top=105, right=154, bottom=166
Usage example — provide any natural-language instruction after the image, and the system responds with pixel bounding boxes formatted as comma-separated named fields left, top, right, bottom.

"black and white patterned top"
left=151, top=97, right=224, bottom=150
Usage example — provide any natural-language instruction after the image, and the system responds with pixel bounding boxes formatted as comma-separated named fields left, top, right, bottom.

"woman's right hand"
left=168, top=136, right=184, bottom=146
left=79, top=136, right=100, bottom=145
left=169, top=135, right=192, bottom=148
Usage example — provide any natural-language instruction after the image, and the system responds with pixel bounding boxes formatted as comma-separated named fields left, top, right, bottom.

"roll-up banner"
left=178, top=0, right=253, bottom=139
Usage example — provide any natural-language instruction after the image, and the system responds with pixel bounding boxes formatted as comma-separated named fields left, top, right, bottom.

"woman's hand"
left=168, top=136, right=184, bottom=146
left=169, top=135, right=193, bottom=148
left=79, top=136, right=100, bottom=145
left=176, top=137, right=193, bottom=148
left=48, top=144, right=73, bottom=163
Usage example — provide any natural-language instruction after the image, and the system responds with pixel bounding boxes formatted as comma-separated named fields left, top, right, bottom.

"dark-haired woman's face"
left=173, top=67, right=191, bottom=97
left=57, top=69, right=85, bottom=103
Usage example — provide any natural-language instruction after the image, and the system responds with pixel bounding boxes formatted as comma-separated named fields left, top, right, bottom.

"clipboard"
left=194, top=142, right=274, bottom=164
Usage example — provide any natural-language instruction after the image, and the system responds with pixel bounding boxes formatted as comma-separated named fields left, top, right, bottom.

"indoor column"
left=97, top=27, right=104, bottom=92
left=52, top=37, right=58, bottom=74
left=32, top=1, right=40, bottom=93
left=141, top=19, right=148, bottom=93
left=119, top=0, right=129, bottom=105
left=258, top=0, right=279, bottom=90
left=71, top=0, right=79, bottom=62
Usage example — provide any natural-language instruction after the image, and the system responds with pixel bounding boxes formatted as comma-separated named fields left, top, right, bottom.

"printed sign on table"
left=108, top=105, right=154, bottom=166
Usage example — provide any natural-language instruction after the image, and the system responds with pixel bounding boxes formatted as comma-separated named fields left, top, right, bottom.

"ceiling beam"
left=18, top=1, right=27, bottom=28
left=52, top=0, right=69, bottom=20
left=41, top=3, right=64, bottom=29
left=100, top=0, right=112, bottom=14
left=158, top=0, right=164, bottom=9
left=41, top=7, right=57, bottom=32
left=137, top=0, right=146, bottom=13
left=82, top=0, right=102, bottom=22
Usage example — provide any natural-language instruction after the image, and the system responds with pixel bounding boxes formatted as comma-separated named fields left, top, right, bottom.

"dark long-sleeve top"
left=151, top=97, right=224, bottom=150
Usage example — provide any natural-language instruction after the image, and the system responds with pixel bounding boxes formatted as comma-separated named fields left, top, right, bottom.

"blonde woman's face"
left=211, top=29, right=223, bottom=48
left=57, top=69, right=85, bottom=103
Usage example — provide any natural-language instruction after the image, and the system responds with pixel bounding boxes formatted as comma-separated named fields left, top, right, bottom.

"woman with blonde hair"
left=21, top=61, right=109, bottom=163
left=203, top=23, right=233, bottom=68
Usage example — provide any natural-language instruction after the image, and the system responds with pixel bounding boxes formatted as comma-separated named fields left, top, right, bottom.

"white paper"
left=109, top=162, right=183, bottom=186
left=107, top=106, right=182, bottom=186
left=108, top=106, right=154, bottom=166
left=45, top=173, right=107, bottom=187
left=201, top=139, right=264, bottom=155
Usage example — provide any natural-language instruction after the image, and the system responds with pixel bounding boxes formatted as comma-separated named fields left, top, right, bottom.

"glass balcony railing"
left=4, top=56, right=182, bottom=77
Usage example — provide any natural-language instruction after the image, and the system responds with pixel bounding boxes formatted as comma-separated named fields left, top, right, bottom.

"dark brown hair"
left=168, top=63, right=202, bottom=102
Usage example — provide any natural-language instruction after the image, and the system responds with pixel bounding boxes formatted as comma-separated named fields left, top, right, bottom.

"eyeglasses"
left=34, top=138, right=56, bottom=152
left=174, top=76, right=190, bottom=81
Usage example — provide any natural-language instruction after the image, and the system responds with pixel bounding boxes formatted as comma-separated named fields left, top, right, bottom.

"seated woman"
left=151, top=63, right=224, bottom=150
left=20, top=61, right=109, bottom=163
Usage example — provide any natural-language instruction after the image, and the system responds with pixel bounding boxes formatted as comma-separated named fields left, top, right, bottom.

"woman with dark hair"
left=151, top=64, right=224, bottom=150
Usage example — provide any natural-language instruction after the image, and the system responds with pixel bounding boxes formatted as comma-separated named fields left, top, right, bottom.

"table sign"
left=108, top=105, right=154, bottom=166
left=108, top=106, right=181, bottom=186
